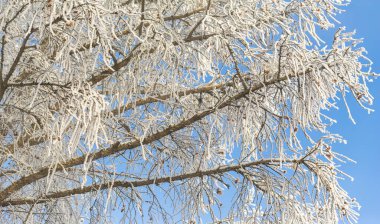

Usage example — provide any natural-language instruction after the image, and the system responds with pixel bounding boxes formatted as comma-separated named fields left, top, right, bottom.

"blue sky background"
left=327, top=1, right=380, bottom=223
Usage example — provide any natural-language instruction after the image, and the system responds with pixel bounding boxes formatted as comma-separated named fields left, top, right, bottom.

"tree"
left=0, top=0, right=375, bottom=223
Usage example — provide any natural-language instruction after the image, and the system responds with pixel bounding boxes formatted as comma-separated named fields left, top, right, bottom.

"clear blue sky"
left=328, top=1, right=380, bottom=223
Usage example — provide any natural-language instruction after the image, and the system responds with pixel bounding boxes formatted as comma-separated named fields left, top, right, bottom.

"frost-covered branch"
left=0, top=0, right=375, bottom=223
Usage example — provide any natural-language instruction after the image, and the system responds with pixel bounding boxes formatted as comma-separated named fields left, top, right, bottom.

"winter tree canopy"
left=0, top=0, right=376, bottom=223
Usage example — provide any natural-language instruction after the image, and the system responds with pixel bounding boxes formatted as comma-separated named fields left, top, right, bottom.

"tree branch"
left=0, top=158, right=299, bottom=207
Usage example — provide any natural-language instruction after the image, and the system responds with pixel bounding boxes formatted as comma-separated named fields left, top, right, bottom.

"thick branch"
left=112, top=77, right=238, bottom=114
left=0, top=3, right=29, bottom=78
left=164, top=7, right=207, bottom=21
left=89, top=33, right=217, bottom=85
left=0, top=158, right=299, bottom=207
